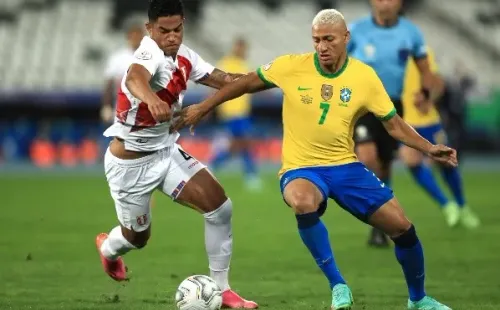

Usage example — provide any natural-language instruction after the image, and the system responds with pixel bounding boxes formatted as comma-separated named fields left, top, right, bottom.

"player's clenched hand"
left=170, top=104, right=208, bottom=135
left=428, top=144, right=458, bottom=167
left=148, top=99, right=171, bottom=122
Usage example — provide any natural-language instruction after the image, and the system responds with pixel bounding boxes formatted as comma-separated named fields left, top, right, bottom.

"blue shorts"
left=279, top=162, right=394, bottom=222
left=415, top=123, right=447, bottom=145
left=225, top=117, right=252, bottom=138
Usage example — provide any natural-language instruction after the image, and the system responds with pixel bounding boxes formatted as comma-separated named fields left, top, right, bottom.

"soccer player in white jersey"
left=101, top=21, right=145, bottom=123
left=95, top=0, right=258, bottom=308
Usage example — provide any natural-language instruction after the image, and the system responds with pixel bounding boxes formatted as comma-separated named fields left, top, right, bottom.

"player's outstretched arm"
left=200, top=72, right=269, bottom=110
left=171, top=72, right=270, bottom=132
left=125, top=64, right=171, bottom=122
left=196, top=68, right=245, bottom=90
left=382, top=115, right=458, bottom=167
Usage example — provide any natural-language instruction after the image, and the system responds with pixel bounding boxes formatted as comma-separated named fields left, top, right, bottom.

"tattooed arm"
left=196, top=68, right=245, bottom=90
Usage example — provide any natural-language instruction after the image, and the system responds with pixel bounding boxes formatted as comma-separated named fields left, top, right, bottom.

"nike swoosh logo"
left=297, top=87, right=312, bottom=91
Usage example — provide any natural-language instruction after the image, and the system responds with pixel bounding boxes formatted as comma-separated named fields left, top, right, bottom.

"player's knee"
left=204, top=198, right=232, bottom=225
left=391, top=224, right=420, bottom=248
left=385, top=215, right=412, bottom=238
left=287, top=191, right=318, bottom=214
left=122, top=226, right=151, bottom=249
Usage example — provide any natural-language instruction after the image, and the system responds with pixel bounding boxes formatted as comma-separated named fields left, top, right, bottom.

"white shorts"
left=104, top=143, right=206, bottom=232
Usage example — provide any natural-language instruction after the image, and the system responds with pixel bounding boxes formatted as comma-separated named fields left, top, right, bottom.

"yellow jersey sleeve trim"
left=377, top=108, right=397, bottom=121
left=256, top=67, right=275, bottom=87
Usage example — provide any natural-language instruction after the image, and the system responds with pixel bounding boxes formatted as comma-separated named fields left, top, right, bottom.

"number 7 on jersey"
left=318, top=102, right=330, bottom=125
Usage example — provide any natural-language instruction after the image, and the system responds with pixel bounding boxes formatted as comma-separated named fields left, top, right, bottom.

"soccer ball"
left=175, top=275, right=223, bottom=310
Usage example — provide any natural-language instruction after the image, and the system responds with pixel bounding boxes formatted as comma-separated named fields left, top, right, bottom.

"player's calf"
left=176, top=169, right=232, bottom=290
left=369, top=198, right=428, bottom=303
left=282, top=178, right=346, bottom=290
left=175, top=169, right=258, bottom=308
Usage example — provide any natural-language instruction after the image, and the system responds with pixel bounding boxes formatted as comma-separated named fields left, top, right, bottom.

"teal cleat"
left=408, top=296, right=452, bottom=310
left=330, top=284, right=353, bottom=310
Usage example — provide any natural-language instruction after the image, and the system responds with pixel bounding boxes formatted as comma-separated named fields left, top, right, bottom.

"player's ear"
left=344, top=31, right=350, bottom=45
left=145, top=22, right=153, bottom=36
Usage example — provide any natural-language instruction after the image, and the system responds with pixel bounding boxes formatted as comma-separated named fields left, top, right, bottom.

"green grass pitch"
left=1, top=170, right=499, bottom=309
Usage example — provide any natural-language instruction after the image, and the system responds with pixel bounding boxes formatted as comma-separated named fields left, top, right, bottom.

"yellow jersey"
left=402, top=48, right=440, bottom=127
left=216, top=56, right=251, bottom=120
left=256, top=53, right=396, bottom=175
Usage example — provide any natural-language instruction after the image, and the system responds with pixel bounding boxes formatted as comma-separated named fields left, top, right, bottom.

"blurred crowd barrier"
left=1, top=87, right=500, bottom=167
left=0, top=88, right=286, bottom=167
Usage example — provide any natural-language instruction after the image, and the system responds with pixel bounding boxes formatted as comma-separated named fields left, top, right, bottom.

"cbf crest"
left=340, top=87, right=352, bottom=103
left=321, top=84, right=333, bottom=101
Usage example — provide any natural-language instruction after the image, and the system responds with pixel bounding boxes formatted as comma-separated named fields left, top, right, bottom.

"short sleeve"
left=131, top=38, right=163, bottom=76
left=366, top=68, right=396, bottom=121
left=189, top=52, right=215, bottom=81
left=256, top=55, right=291, bottom=87
left=410, top=23, right=427, bottom=59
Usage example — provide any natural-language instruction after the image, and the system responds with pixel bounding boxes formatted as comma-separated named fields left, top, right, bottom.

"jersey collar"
left=371, top=15, right=400, bottom=28
left=164, top=54, right=179, bottom=68
left=314, top=53, right=349, bottom=79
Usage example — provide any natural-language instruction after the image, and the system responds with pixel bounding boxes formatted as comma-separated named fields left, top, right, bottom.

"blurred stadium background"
left=1, top=0, right=500, bottom=309
left=1, top=0, right=500, bottom=167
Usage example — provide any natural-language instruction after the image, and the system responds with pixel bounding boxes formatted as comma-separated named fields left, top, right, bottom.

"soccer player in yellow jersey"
left=212, top=37, right=261, bottom=189
left=401, top=49, right=480, bottom=229
left=172, top=9, right=454, bottom=310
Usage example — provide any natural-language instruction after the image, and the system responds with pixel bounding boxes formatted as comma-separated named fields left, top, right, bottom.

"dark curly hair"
left=148, top=0, right=184, bottom=22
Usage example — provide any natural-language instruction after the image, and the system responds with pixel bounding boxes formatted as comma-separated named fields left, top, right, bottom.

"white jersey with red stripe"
left=103, top=36, right=215, bottom=152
